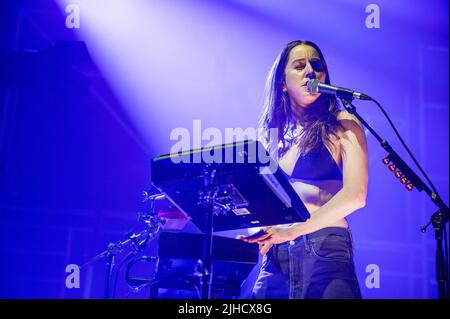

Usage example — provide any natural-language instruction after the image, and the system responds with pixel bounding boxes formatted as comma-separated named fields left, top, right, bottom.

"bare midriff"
left=278, top=137, right=348, bottom=229
left=289, top=178, right=348, bottom=228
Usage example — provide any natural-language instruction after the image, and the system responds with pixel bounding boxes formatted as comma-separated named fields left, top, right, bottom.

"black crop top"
left=283, top=145, right=342, bottom=180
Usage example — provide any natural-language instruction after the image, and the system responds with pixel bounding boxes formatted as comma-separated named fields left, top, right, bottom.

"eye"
left=294, top=63, right=306, bottom=70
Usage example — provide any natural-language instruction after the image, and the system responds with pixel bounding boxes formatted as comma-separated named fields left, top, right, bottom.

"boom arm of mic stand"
left=339, top=98, right=448, bottom=212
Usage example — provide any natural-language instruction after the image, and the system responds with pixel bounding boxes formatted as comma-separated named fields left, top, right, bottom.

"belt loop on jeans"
left=273, top=242, right=279, bottom=258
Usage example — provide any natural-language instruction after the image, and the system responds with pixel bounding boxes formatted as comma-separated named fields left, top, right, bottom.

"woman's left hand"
left=238, top=226, right=294, bottom=248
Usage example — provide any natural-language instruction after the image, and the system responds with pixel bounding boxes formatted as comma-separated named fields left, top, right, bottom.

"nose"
left=305, top=72, right=316, bottom=80
left=305, top=62, right=316, bottom=80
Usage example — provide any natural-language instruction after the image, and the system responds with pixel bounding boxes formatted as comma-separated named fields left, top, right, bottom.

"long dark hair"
left=259, top=40, right=342, bottom=158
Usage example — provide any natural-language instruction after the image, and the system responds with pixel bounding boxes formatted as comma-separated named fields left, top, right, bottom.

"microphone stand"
left=197, top=164, right=217, bottom=299
left=80, top=193, right=165, bottom=299
left=79, top=224, right=161, bottom=299
left=338, top=95, right=449, bottom=299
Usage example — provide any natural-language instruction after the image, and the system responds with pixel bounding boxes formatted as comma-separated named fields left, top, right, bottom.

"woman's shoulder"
left=335, top=110, right=368, bottom=150
left=336, top=110, right=364, bottom=130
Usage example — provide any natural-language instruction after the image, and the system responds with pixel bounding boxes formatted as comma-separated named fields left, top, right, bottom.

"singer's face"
left=283, top=44, right=326, bottom=108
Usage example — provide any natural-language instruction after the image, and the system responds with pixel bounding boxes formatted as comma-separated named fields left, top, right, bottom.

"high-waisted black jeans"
left=252, top=227, right=362, bottom=299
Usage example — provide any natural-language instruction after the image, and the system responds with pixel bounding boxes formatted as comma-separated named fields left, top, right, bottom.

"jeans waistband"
left=277, top=227, right=352, bottom=249
left=303, top=226, right=351, bottom=241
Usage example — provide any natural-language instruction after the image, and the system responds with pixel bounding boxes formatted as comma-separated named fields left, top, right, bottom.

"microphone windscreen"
left=306, top=79, right=320, bottom=94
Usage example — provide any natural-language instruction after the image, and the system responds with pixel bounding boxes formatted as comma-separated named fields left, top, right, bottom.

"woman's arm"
left=289, top=111, right=369, bottom=237
left=241, top=111, right=368, bottom=254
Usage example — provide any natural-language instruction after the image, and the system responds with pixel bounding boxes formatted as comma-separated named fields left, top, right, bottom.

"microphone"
left=307, top=79, right=371, bottom=101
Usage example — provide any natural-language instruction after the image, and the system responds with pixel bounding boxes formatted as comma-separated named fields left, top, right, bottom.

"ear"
left=282, top=82, right=288, bottom=93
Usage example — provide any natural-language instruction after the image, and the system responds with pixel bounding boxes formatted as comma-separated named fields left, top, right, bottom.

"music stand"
left=151, top=140, right=310, bottom=298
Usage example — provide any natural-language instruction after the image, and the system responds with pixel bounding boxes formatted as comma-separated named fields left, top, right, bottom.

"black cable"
left=111, top=251, right=135, bottom=299
left=111, top=229, right=157, bottom=299
left=370, top=97, right=439, bottom=197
